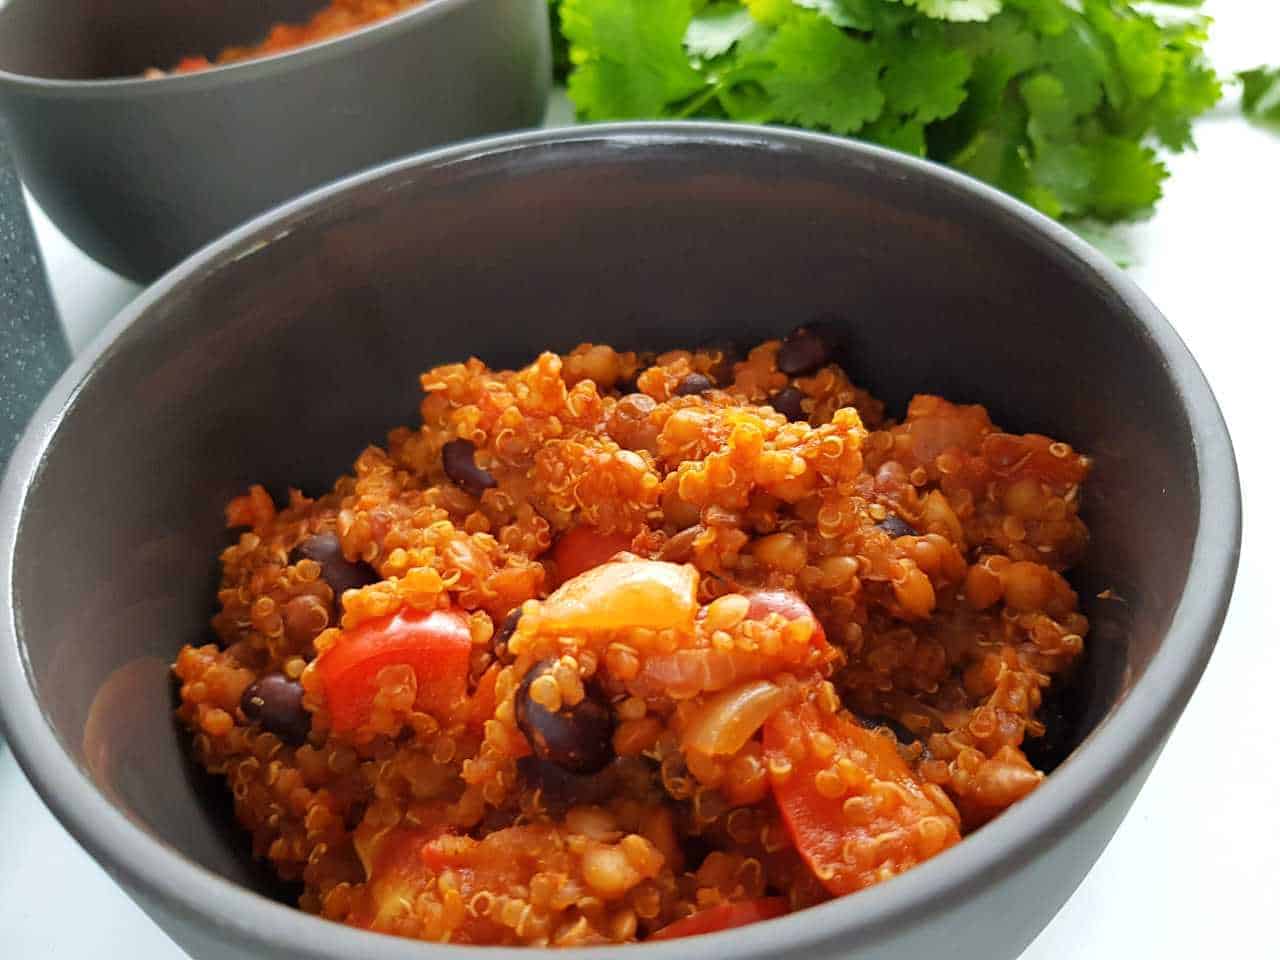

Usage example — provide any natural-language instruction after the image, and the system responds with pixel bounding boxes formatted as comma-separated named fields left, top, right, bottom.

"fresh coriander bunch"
left=559, top=0, right=1221, bottom=221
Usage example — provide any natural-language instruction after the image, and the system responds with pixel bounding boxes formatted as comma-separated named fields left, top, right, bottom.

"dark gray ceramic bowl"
left=0, top=0, right=550, bottom=283
left=0, top=124, right=1239, bottom=960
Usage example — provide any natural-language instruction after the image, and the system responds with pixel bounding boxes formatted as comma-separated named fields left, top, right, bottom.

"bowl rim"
left=0, top=0, right=484, bottom=92
left=0, top=122, right=1241, bottom=959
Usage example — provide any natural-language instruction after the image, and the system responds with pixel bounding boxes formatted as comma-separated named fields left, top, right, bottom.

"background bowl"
left=0, top=0, right=550, bottom=283
left=0, top=125, right=1239, bottom=960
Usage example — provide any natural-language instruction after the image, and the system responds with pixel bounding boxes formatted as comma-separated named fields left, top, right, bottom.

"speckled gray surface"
left=0, top=134, right=66, bottom=467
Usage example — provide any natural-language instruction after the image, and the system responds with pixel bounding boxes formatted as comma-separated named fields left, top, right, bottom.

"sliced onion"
left=634, top=648, right=764, bottom=700
left=745, top=590, right=827, bottom=645
left=682, top=680, right=790, bottom=756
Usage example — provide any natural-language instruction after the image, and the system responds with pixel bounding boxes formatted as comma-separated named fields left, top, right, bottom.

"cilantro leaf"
left=1037, top=19, right=1113, bottom=117
left=717, top=79, right=775, bottom=122
left=1092, top=4, right=1166, bottom=102
left=1022, top=71, right=1075, bottom=140
left=686, top=3, right=760, bottom=60
left=1002, top=0, right=1070, bottom=35
left=792, top=0, right=876, bottom=30
left=880, top=26, right=972, bottom=124
left=1086, top=136, right=1165, bottom=220
left=744, top=0, right=796, bottom=26
left=946, top=13, right=1039, bottom=128
left=748, top=14, right=885, bottom=134
left=562, top=0, right=705, bottom=118
left=893, top=0, right=1002, bottom=23
left=1147, top=56, right=1220, bottom=150
left=1240, top=66, right=1280, bottom=126
left=863, top=115, right=928, bottom=155
left=1028, top=140, right=1095, bottom=216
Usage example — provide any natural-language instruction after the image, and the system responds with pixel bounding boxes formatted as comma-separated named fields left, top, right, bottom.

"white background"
left=2, top=1, right=1278, bottom=956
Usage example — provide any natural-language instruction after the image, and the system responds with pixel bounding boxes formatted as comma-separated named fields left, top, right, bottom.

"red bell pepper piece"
left=550, top=525, right=634, bottom=585
left=650, top=898, right=789, bottom=940
left=316, top=607, right=472, bottom=734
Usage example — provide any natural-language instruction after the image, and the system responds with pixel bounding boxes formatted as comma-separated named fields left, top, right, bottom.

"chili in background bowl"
left=0, top=125, right=1240, bottom=959
left=0, top=0, right=550, bottom=283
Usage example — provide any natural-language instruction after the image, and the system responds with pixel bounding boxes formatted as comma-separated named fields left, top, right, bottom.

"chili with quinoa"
left=152, top=0, right=424, bottom=75
left=175, top=324, right=1090, bottom=944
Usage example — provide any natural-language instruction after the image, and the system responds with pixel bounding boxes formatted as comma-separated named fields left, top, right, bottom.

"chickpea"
left=1002, top=478, right=1044, bottom=520
left=751, top=532, right=808, bottom=573
left=566, top=805, right=620, bottom=841
left=964, top=563, right=1003, bottom=610
left=582, top=843, right=642, bottom=898
left=819, top=555, right=859, bottom=588
left=1001, top=561, right=1054, bottom=612
left=565, top=344, right=620, bottom=388
left=892, top=560, right=936, bottom=618
left=703, top=593, right=750, bottom=632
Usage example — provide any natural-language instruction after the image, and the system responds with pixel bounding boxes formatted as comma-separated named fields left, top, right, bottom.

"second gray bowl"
left=0, top=0, right=550, bottom=282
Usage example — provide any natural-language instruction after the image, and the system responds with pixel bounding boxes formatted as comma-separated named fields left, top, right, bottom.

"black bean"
left=520, top=755, right=665, bottom=817
left=289, top=533, right=379, bottom=611
left=674, top=372, right=714, bottom=397
left=442, top=438, right=497, bottom=497
left=515, top=660, right=614, bottom=774
left=768, top=385, right=807, bottom=422
left=777, top=322, right=838, bottom=376
left=696, top=339, right=741, bottom=385
left=876, top=515, right=919, bottom=538
left=516, top=756, right=614, bottom=816
left=240, top=673, right=310, bottom=746
left=493, top=607, right=522, bottom=654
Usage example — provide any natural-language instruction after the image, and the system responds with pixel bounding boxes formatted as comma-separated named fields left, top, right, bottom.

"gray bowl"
left=0, top=124, right=1240, bottom=960
left=0, top=0, right=550, bottom=283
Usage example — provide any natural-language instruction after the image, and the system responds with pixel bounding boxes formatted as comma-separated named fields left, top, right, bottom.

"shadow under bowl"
left=0, top=0, right=551, bottom=282
left=0, top=123, right=1240, bottom=960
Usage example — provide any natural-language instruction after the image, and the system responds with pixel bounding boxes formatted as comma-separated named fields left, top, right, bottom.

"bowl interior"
left=0, top=0, right=329, bottom=79
left=8, top=131, right=1198, bottom=904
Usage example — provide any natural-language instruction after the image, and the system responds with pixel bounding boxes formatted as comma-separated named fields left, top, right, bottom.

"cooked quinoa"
left=174, top=325, right=1090, bottom=945
left=151, top=0, right=425, bottom=75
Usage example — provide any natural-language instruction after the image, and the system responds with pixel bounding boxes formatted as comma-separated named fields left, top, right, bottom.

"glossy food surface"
left=175, top=329, right=1091, bottom=944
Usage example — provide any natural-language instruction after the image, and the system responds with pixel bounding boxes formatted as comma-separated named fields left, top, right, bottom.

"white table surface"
left=4, top=3, right=1279, bottom=956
